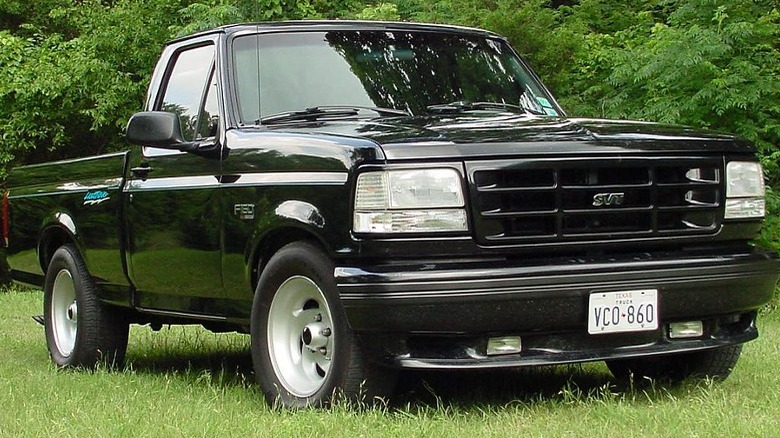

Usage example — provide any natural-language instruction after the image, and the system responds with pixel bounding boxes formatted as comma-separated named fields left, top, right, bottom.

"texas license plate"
left=588, top=289, right=658, bottom=334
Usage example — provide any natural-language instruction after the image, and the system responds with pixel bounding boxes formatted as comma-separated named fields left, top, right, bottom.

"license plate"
left=588, top=289, right=658, bottom=334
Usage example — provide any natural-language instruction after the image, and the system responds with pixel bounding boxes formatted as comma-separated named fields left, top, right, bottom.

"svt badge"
left=592, top=192, right=624, bottom=207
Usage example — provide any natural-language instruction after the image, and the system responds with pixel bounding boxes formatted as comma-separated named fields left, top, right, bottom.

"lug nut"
left=314, top=314, right=322, bottom=322
left=321, top=327, right=331, bottom=337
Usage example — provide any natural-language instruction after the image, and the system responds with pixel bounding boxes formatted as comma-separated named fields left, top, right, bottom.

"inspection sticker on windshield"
left=588, top=289, right=658, bottom=334
left=535, top=97, right=553, bottom=108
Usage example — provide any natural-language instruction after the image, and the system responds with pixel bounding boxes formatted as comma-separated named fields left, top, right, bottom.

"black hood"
left=269, top=115, right=755, bottom=160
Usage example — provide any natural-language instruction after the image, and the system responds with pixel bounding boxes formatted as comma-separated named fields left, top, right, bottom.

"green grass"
left=2, top=287, right=780, bottom=437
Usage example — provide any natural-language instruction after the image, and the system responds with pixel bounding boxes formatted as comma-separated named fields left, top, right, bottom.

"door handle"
left=131, top=165, right=153, bottom=180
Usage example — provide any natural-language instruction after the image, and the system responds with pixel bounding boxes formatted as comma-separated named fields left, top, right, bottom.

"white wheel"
left=50, top=269, right=78, bottom=357
left=267, top=276, right=334, bottom=397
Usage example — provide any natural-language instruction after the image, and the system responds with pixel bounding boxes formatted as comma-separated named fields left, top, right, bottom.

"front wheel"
left=44, top=244, right=129, bottom=368
left=250, top=241, right=395, bottom=408
left=606, top=345, right=743, bottom=384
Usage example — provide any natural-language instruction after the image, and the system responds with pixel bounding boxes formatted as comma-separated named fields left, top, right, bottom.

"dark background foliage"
left=1, top=0, right=778, bottom=273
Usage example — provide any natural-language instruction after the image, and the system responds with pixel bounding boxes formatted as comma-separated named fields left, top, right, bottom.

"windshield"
left=231, top=30, right=561, bottom=124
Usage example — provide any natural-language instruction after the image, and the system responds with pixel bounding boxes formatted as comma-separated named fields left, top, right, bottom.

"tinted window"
left=160, top=44, right=215, bottom=141
left=197, top=71, right=219, bottom=140
left=232, top=31, right=559, bottom=123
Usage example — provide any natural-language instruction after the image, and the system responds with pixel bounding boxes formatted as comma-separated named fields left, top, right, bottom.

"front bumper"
left=336, top=248, right=779, bottom=369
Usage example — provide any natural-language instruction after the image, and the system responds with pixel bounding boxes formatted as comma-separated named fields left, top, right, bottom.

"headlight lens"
left=354, top=168, right=468, bottom=233
left=726, top=161, right=765, bottom=197
left=724, top=161, right=765, bottom=219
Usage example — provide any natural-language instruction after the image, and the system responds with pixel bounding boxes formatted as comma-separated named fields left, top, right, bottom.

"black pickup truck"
left=4, top=21, right=778, bottom=407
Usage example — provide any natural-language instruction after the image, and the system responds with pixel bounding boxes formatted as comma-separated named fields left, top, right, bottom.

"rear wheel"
left=606, top=345, right=743, bottom=383
left=44, top=244, right=129, bottom=368
left=250, top=241, right=395, bottom=408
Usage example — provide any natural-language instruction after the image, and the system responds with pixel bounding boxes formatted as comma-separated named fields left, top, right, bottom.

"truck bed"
left=6, top=152, right=131, bottom=305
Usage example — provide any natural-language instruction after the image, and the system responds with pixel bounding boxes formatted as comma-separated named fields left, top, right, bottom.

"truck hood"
left=272, top=115, right=755, bottom=160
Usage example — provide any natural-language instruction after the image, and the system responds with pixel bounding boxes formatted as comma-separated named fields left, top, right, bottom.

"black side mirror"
left=126, top=111, right=198, bottom=152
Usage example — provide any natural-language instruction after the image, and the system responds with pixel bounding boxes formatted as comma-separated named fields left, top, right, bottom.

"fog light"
left=669, top=321, right=703, bottom=339
left=486, top=336, right=522, bottom=355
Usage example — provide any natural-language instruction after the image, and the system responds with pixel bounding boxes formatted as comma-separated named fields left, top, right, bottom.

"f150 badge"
left=234, top=203, right=255, bottom=220
left=83, top=190, right=110, bottom=206
left=592, top=192, right=625, bottom=207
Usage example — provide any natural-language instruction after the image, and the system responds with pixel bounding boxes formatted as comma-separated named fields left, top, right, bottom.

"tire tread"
left=606, top=344, right=743, bottom=384
left=251, top=241, right=396, bottom=408
left=44, top=244, right=129, bottom=368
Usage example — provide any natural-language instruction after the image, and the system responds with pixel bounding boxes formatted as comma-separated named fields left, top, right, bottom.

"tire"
left=250, top=241, right=395, bottom=408
left=44, top=244, right=129, bottom=368
left=606, top=345, right=743, bottom=384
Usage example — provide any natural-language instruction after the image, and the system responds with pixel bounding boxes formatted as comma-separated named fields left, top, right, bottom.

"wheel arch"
left=38, top=212, right=84, bottom=273
left=249, top=225, right=330, bottom=291
left=246, top=197, right=344, bottom=291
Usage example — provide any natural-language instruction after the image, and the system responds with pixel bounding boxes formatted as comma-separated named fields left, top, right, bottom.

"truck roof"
left=166, top=20, right=504, bottom=45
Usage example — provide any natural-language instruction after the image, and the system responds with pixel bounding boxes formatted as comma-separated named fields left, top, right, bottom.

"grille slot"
left=469, top=158, right=722, bottom=244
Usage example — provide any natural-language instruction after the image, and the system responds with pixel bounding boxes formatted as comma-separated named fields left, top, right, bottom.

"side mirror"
left=126, top=111, right=198, bottom=152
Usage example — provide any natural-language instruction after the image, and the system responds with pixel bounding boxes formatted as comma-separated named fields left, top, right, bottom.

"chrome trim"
left=124, top=172, right=348, bottom=192
left=9, top=178, right=124, bottom=199
left=125, top=175, right=219, bottom=192
left=225, top=172, right=348, bottom=187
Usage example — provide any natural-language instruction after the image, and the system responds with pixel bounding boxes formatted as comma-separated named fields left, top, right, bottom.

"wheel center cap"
left=301, top=322, right=329, bottom=349
left=67, top=301, right=78, bottom=322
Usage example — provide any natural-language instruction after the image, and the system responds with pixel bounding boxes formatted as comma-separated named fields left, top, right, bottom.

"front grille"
left=468, top=157, right=722, bottom=244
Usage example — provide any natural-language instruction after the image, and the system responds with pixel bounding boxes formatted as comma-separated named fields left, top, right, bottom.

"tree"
left=0, top=0, right=192, bottom=173
left=556, top=0, right=780, bottom=250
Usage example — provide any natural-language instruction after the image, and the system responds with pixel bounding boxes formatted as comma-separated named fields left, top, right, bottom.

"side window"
left=159, top=44, right=215, bottom=142
left=196, top=71, right=219, bottom=140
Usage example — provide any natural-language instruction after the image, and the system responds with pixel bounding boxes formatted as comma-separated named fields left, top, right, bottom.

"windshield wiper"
left=426, top=100, right=546, bottom=116
left=259, top=107, right=358, bottom=125
left=320, top=106, right=410, bottom=117
left=258, top=106, right=410, bottom=125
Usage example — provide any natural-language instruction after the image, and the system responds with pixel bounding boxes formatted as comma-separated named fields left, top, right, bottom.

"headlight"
left=724, top=161, right=765, bottom=219
left=354, top=168, right=468, bottom=233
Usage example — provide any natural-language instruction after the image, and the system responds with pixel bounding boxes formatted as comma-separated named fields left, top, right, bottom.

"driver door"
left=125, top=41, right=225, bottom=316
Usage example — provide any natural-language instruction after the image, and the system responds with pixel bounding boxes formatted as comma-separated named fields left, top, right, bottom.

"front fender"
left=273, top=200, right=325, bottom=229
left=247, top=200, right=331, bottom=269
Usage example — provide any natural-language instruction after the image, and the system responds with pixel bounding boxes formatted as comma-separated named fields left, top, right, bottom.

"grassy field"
left=1, top=287, right=780, bottom=437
